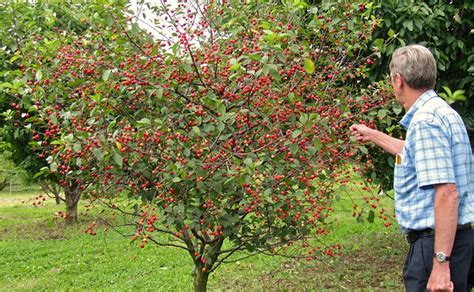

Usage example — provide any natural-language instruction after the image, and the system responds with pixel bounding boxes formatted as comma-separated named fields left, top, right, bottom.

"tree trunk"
left=64, top=181, right=81, bottom=224
left=52, top=183, right=61, bottom=205
left=39, top=180, right=62, bottom=205
left=190, top=238, right=224, bottom=292
left=193, top=266, right=209, bottom=292
left=0, top=177, right=8, bottom=191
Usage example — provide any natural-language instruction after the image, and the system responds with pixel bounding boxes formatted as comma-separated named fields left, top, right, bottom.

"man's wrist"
left=367, top=128, right=376, bottom=142
left=432, top=260, right=450, bottom=270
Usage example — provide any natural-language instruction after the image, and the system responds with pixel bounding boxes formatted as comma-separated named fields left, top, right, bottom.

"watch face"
left=436, top=252, right=446, bottom=262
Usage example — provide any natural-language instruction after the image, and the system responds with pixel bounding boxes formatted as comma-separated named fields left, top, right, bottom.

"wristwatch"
left=434, top=252, right=451, bottom=263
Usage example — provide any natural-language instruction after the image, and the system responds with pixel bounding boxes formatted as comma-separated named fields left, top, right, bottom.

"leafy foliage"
left=371, top=0, right=473, bottom=129
left=0, top=1, right=130, bottom=222
left=11, top=0, right=395, bottom=290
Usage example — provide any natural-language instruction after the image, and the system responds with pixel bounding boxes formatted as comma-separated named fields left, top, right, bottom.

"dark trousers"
left=403, top=228, right=474, bottom=291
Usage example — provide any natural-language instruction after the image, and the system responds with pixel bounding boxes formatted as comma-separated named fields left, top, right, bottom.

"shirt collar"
left=399, top=89, right=437, bottom=129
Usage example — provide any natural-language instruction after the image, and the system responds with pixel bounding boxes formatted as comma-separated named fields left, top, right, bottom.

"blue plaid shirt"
left=394, top=90, right=474, bottom=233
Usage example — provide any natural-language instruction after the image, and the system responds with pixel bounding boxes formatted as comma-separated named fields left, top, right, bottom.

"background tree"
left=0, top=0, right=129, bottom=222
left=0, top=145, right=25, bottom=192
left=371, top=0, right=473, bottom=138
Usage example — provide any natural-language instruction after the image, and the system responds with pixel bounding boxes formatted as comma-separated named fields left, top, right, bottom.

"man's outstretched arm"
left=349, top=124, right=405, bottom=155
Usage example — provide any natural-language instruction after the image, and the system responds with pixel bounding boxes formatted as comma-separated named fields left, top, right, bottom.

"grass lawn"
left=0, top=186, right=407, bottom=290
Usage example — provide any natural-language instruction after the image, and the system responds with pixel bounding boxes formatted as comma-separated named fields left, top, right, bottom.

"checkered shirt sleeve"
left=412, top=120, right=456, bottom=187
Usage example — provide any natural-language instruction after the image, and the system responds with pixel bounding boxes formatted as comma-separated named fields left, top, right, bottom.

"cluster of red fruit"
left=54, top=211, right=69, bottom=221
left=84, top=221, right=97, bottom=236
left=31, top=194, right=47, bottom=207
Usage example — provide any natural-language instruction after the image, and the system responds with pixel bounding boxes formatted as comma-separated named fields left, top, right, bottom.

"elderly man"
left=350, top=45, right=473, bottom=291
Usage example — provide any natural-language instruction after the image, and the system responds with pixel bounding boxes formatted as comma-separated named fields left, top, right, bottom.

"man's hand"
left=427, top=263, right=453, bottom=291
left=349, top=124, right=404, bottom=155
left=349, top=124, right=374, bottom=143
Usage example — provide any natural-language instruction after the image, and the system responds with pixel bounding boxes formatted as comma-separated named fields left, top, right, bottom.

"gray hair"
left=389, top=45, right=437, bottom=90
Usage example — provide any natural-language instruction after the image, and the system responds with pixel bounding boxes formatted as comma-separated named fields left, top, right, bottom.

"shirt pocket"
left=394, top=153, right=409, bottom=191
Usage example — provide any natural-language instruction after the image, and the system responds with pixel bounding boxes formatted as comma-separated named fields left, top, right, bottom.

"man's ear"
left=394, top=73, right=404, bottom=87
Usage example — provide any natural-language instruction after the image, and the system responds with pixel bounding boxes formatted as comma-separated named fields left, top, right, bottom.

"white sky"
left=127, top=0, right=184, bottom=41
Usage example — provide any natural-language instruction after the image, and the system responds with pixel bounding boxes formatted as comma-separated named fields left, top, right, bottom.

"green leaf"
left=0, top=82, right=13, bottom=89
left=187, top=160, right=195, bottom=168
left=299, top=113, right=308, bottom=124
left=157, top=88, right=164, bottom=99
left=244, top=158, right=253, bottom=167
left=229, top=59, right=240, bottom=71
left=377, top=109, right=387, bottom=119
left=104, top=14, right=114, bottom=26
left=249, top=53, right=262, bottom=61
left=10, top=54, right=21, bottom=63
left=217, top=102, right=226, bottom=115
left=91, top=94, right=101, bottom=102
left=191, top=126, right=201, bottom=136
left=368, top=210, right=375, bottom=223
left=260, top=21, right=271, bottom=30
left=137, top=118, right=151, bottom=126
left=33, top=167, right=50, bottom=179
left=102, top=69, right=111, bottom=81
left=451, top=90, right=466, bottom=101
left=73, top=143, right=82, bottom=153
left=304, top=58, right=315, bottom=74
left=114, top=153, right=123, bottom=167
left=50, top=162, right=58, bottom=173
left=454, top=12, right=461, bottom=24
left=217, top=122, right=225, bottom=132
left=35, top=70, right=42, bottom=81
left=229, top=63, right=240, bottom=71
left=393, top=105, right=402, bottom=115
left=291, top=129, right=302, bottom=138
left=131, top=23, right=140, bottom=33
left=183, top=148, right=191, bottom=157
left=373, top=38, right=384, bottom=49
left=263, top=30, right=277, bottom=42
left=358, top=145, right=368, bottom=155
left=319, top=213, right=326, bottom=223
left=387, top=29, right=396, bottom=38
left=290, top=144, right=298, bottom=155
left=64, top=133, right=74, bottom=143
left=220, top=214, right=239, bottom=228
left=182, top=64, right=192, bottom=73
left=262, top=64, right=280, bottom=79
left=388, top=156, right=395, bottom=167
left=313, top=139, right=322, bottom=152
left=92, top=148, right=104, bottom=161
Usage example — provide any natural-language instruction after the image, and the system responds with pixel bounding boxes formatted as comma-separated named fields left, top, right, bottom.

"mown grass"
left=0, top=186, right=406, bottom=291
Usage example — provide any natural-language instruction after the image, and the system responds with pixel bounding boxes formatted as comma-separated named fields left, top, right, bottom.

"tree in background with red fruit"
left=8, top=0, right=395, bottom=290
left=0, top=0, right=131, bottom=222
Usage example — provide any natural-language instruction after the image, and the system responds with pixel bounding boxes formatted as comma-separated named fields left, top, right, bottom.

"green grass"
left=0, top=187, right=406, bottom=290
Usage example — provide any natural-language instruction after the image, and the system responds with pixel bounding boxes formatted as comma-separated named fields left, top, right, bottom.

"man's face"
left=390, top=73, right=407, bottom=110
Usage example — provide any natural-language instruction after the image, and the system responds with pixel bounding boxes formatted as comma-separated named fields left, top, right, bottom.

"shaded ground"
left=214, top=231, right=406, bottom=290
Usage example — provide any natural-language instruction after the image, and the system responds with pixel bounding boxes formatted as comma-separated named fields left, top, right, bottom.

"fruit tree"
left=11, top=0, right=394, bottom=290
